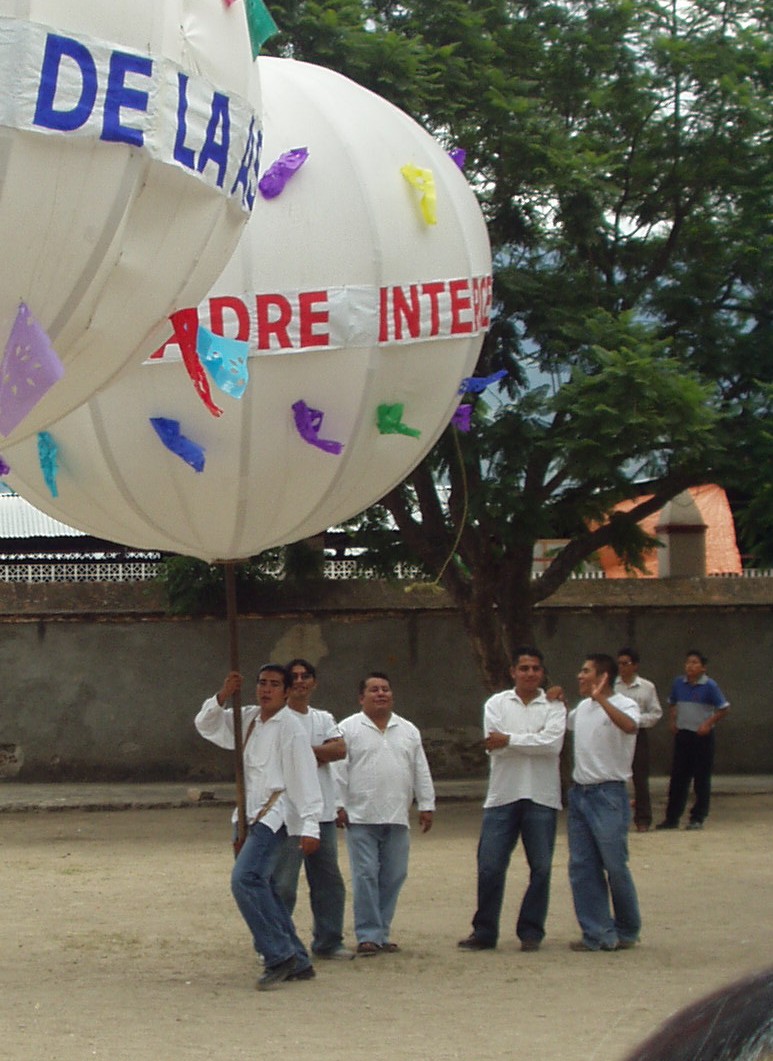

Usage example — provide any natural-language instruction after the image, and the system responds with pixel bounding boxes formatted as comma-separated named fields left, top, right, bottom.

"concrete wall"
left=0, top=578, right=769, bottom=781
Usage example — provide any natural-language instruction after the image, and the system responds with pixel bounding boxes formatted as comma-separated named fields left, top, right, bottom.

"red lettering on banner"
left=209, top=296, right=250, bottom=340
left=393, top=284, right=420, bottom=340
left=299, top=291, right=330, bottom=348
left=449, top=278, right=473, bottom=335
left=256, top=294, right=292, bottom=350
left=379, top=286, right=389, bottom=343
left=420, top=282, right=444, bottom=336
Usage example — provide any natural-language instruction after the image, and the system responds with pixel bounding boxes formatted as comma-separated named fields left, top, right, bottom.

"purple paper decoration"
left=0, top=303, right=65, bottom=437
left=292, top=400, right=344, bottom=455
left=458, top=369, right=508, bottom=395
left=449, top=148, right=467, bottom=170
left=451, top=404, right=473, bottom=432
left=259, top=147, right=309, bottom=200
left=150, top=418, right=206, bottom=472
left=0, top=457, right=10, bottom=476
left=37, top=430, right=59, bottom=497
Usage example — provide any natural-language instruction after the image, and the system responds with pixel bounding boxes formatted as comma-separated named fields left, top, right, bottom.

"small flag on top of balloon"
left=0, top=303, right=65, bottom=438
left=244, top=0, right=279, bottom=58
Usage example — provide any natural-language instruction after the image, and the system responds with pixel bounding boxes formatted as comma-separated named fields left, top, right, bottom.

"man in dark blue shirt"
left=656, top=650, right=729, bottom=831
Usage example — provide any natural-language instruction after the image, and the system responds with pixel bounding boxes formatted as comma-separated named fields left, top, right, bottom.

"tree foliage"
left=266, top=0, right=773, bottom=687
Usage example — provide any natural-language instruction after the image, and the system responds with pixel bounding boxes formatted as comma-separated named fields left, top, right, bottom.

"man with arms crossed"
left=195, top=664, right=323, bottom=989
left=458, top=646, right=566, bottom=952
left=272, top=658, right=353, bottom=960
left=565, top=653, right=642, bottom=952
left=337, top=672, right=435, bottom=955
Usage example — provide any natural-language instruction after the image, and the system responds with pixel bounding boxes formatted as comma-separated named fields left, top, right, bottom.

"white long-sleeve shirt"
left=613, top=674, right=663, bottom=729
left=337, top=711, right=435, bottom=826
left=195, top=697, right=323, bottom=838
left=483, top=688, right=566, bottom=810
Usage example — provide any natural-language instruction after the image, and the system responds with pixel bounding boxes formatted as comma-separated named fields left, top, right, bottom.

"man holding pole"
left=195, top=664, right=324, bottom=990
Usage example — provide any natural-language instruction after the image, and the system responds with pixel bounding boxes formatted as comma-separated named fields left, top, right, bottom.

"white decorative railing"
left=0, top=558, right=770, bottom=585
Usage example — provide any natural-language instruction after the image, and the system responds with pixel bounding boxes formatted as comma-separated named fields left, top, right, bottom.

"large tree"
left=266, top=0, right=773, bottom=687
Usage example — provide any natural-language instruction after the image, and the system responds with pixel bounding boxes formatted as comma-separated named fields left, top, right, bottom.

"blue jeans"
left=471, top=799, right=557, bottom=946
left=272, top=820, right=346, bottom=955
left=230, top=822, right=311, bottom=970
left=568, top=782, right=641, bottom=949
left=345, top=823, right=410, bottom=946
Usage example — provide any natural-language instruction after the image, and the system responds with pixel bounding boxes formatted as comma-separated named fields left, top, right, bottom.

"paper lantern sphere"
left=0, top=0, right=259, bottom=443
left=2, top=56, right=492, bottom=562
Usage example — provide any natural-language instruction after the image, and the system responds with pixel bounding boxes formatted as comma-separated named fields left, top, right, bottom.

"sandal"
left=356, top=942, right=381, bottom=956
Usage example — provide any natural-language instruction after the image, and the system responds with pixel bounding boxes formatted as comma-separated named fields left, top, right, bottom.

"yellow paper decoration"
left=401, top=163, right=437, bottom=225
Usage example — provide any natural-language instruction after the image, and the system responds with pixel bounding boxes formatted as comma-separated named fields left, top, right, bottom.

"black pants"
left=664, top=728, right=715, bottom=825
left=631, top=729, right=653, bottom=828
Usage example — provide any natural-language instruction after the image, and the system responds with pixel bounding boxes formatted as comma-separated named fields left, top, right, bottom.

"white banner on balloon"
left=0, top=17, right=261, bottom=211
left=150, top=274, right=494, bottom=360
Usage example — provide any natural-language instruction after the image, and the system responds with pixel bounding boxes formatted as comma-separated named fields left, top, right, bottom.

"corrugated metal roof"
left=0, top=493, right=85, bottom=539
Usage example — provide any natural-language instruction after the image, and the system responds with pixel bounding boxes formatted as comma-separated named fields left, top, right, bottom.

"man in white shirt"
left=615, top=647, right=663, bottom=832
left=195, top=664, right=323, bottom=990
left=336, top=672, right=435, bottom=956
left=566, top=653, right=642, bottom=952
left=458, top=646, right=566, bottom=953
left=272, top=658, right=354, bottom=961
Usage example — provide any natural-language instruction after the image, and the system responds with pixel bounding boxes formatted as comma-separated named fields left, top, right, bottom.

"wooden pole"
left=224, top=561, right=247, bottom=848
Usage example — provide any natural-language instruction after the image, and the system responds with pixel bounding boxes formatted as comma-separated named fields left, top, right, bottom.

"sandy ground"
left=1, top=793, right=771, bottom=1061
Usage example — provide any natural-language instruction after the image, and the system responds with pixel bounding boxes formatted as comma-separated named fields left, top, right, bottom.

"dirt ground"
left=1, top=793, right=771, bottom=1061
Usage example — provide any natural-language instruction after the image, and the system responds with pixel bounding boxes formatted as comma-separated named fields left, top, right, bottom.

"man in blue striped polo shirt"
left=656, top=650, right=729, bottom=832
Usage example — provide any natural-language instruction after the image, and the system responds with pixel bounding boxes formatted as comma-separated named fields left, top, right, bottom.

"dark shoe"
left=317, top=946, right=355, bottom=961
left=356, top=941, right=381, bottom=956
left=569, top=939, right=618, bottom=952
left=655, top=820, right=678, bottom=831
left=457, top=934, right=495, bottom=951
left=256, top=955, right=296, bottom=991
left=635, top=824, right=650, bottom=833
left=520, top=939, right=541, bottom=952
left=286, top=964, right=316, bottom=981
left=617, top=938, right=639, bottom=950
left=380, top=942, right=400, bottom=953
left=686, top=820, right=704, bottom=830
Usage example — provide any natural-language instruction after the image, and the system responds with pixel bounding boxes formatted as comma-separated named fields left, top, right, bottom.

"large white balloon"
left=0, top=0, right=259, bottom=443
left=2, top=57, right=492, bottom=562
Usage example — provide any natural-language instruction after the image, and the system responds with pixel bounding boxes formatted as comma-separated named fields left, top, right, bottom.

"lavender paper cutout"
left=37, top=431, right=59, bottom=497
left=451, top=404, right=473, bottom=432
left=449, top=148, right=467, bottom=170
left=197, top=325, right=249, bottom=398
left=0, top=456, right=9, bottom=476
left=259, top=147, right=309, bottom=200
left=0, top=303, right=65, bottom=437
left=150, top=418, right=206, bottom=473
left=377, top=404, right=422, bottom=439
left=458, top=369, right=508, bottom=395
left=292, top=400, right=344, bottom=455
